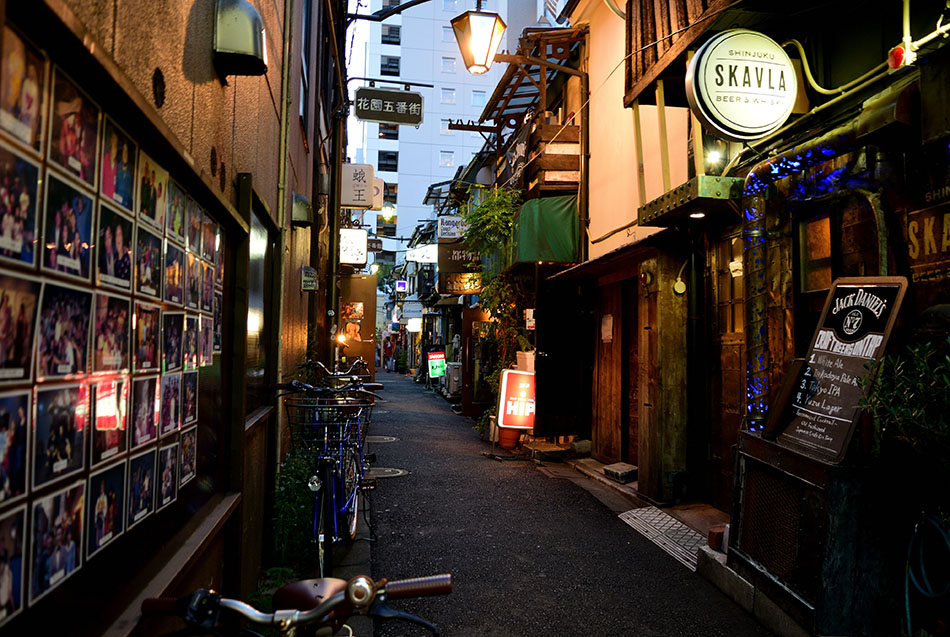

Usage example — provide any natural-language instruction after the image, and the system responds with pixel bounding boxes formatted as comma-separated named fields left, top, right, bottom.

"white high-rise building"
left=347, top=0, right=546, bottom=264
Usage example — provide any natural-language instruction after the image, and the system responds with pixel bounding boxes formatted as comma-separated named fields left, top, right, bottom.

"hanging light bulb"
left=452, top=0, right=506, bottom=74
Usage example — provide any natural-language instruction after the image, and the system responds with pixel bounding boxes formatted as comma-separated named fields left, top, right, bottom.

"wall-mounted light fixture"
left=214, top=0, right=268, bottom=77
left=292, top=193, right=314, bottom=228
left=452, top=0, right=507, bottom=74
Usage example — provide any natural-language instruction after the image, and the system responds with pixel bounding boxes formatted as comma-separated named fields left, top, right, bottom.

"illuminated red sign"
left=497, top=369, right=536, bottom=429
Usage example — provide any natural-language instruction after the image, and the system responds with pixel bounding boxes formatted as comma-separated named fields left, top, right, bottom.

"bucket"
left=498, top=426, right=520, bottom=450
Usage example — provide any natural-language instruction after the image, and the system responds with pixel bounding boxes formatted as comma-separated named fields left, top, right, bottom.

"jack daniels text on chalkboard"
left=766, top=277, right=908, bottom=464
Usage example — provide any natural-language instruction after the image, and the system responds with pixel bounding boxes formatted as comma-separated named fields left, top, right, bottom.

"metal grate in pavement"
left=618, top=506, right=705, bottom=571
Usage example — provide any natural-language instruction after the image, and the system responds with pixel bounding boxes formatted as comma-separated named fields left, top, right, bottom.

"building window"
left=441, top=56, right=456, bottom=73
left=380, top=55, right=400, bottom=76
left=440, top=87, right=456, bottom=104
left=299, top=0, right=312, bottom=130
left=440, top=118, right=453, bottom=135
left=382, top=25, right=401, bottom=45
left=377, top=212, right=397, bottom=237
left=378, top=150, right=399, bottom=172
left=471, top=90, right=486, bottom=107
left=384, top=182, right=398, bottom=204
left=440, top=150, right=455, bottom=167
left=442, top=26, right=455, bottom=42
left=379, top=123, right=399, bottom=140
left=442, top=0, right=456, bottom=9
left=382, top=0, right=400, bottom=8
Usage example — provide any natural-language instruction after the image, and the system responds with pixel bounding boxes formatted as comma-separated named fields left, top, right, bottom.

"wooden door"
left=592, top=282, right=622, bottom=463
left=623, top=279, right=639, bottom=465
left=710, top=235, right=746, bottom=513
left=637, top=262, right=659, bottom=497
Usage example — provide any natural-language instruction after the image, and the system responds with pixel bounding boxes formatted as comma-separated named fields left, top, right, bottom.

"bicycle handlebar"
left=141, top=574, right=452, bottom=633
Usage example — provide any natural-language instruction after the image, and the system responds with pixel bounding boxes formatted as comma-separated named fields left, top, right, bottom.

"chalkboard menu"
left=775, top=277, right=907, bottom=463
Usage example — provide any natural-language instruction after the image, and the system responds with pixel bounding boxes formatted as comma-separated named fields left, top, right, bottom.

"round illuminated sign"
left=686, top=30, right=797, bottom=141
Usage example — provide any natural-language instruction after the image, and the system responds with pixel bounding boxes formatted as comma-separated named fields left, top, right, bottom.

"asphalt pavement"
left=352, top=372, right=773, bottom=637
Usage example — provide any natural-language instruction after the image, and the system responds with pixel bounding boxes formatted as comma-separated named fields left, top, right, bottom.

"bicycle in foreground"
left=141, top=572, right=453, bottom=636
left=278, top=379, right=380, bottom=577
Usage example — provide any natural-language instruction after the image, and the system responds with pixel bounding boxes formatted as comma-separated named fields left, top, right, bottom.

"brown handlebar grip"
left=141, top=597, right=179, bottom=615
left=385, top=574, right=453, bottom=599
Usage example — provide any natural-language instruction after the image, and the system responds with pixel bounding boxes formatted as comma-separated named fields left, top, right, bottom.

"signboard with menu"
left=771, top=277, right=907, bottom=463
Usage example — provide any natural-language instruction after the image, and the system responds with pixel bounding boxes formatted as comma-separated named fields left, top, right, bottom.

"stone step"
left=525, top=441, right=569, bottom=462
left=603, top=462, right=638, bottom=483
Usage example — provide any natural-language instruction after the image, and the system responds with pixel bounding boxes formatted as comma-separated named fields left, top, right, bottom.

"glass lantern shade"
left=451, top=9, right=506, bottom=74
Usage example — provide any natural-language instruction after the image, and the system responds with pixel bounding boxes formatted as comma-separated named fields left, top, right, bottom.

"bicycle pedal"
left=360, top=478, right=378, bottom=491
left=364, top=452, right=377, bottom=464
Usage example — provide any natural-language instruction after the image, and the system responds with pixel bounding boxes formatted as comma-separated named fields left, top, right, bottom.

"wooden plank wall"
left=592, top=282, right=623, bottom=463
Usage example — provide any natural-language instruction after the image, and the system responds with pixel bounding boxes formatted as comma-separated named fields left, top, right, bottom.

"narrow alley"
left=357, top=374, right=773, bottom=636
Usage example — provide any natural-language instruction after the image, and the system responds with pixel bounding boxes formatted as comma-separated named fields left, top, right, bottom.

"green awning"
left=510, top=195, right=578, bottom=265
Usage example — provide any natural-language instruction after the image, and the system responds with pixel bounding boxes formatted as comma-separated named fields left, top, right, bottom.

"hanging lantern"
left=451, top=0, right=506, bottom=74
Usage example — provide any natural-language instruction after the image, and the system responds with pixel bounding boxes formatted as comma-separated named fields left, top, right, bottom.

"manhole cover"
left=367, top=467, right=409, bottom=479
left=366, top=435, right=398, bottom=443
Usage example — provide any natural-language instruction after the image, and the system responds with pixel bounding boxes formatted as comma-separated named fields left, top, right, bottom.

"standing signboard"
left=497, top=369, right=536, bottom=429
left=427, top=351, right=446, bottom=378
left=769, top=277, right=907, bottom=463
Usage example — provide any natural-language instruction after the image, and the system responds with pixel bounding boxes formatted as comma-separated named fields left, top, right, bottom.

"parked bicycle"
left=277, top=380, right=380, bottom=577
left=141, top=572, right=453, bottom=635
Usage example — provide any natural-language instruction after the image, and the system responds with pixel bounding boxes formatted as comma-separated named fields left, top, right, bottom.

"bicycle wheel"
left=319, top=461, right=335, bottom=576
left=341, top=446, right=361, bottom=542
left=311, top=478, right=328, bottom=578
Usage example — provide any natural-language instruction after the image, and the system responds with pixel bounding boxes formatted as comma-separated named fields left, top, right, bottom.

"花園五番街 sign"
left=354, top=87, right=424, bottom=127
left=497, top=369, right=536, bottom=430
left=685, top=29, right=798, bottom=142
left=774, top=277, right=907, bottom=464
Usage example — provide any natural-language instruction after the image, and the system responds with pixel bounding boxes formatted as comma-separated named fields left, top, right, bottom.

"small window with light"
left=441, top=88, right=456, bottom=104
left=440, top=150, right=455, bottom=167
left=441, top=56, right=457, bottom=73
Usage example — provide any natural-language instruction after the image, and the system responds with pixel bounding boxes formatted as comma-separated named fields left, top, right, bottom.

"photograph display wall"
left=0, top=24, right=226, bottom=623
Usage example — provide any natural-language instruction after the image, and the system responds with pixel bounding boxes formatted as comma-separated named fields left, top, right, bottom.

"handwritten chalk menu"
left=776, top=277, right=907, bottom=463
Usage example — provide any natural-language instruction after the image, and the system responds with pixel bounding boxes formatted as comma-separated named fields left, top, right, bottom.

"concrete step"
left=603, top=462, right=638, bottom=483
left=525, top=440, right=569, bottom=462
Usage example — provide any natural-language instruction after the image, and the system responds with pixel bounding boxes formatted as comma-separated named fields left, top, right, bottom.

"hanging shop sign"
left=438, top=215, right=465, bottom=241
left=438, top=240, right=479, bottom=273
left=497, top=369, right=536, bottom=429
left=368, top=238, right=383, bottom=253
left=372, top=177, right=384, bottom=210
left=395, top=279, right=408, bottom=293
left=339, top=228, right=368, bottom=265
left=685, top=29, right=798, bottom=142
left=341, top=163, right=374, bottom=208
left=407, top=243, right=438, bottom=263
left=407, top=317, right=423, bottom=332
left=769, top=277, right=908, bottom=464
left=427, top=351, right=447, bottom=378
left=353, top=87, right=424, bottom=126
left=439, top=272, right=482, bottom=295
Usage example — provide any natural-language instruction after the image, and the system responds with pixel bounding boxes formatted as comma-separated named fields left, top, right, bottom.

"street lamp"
left=451, top=0, right=506, bottom=74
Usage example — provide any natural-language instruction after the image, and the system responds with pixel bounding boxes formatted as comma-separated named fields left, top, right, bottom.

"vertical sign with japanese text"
left=341, top=163, right=374, bottom=208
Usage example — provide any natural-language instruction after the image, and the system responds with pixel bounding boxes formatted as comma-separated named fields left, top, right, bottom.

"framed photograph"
left=212, top=290, right=222, bottom=354
left=162, top=312, right=183, bottom=373
left=200, top=259, right=213, bottom=314
left=341, top=302, right=364, bottom=320
left=200, top=213, right=215, bottom=263
left=96, top=202, right=134, bottom=291
left=33, top=383, right=88, bottom=489
left=29, top=479, right=84, bottom=604
left=36, top=282, right=92, bottom=381
left=179, top=426, right=196, bottom=487
left=48, top=68, right=99, bottom=188
left=159, top=372, right=180, bottom=437
left=0, top=505, right=26, bottom=627
left=157, top=442, right=178, bottom=510
left=165, top=180, right=186, bottom=245
left=137, top=151, right=167, bottom=231
left=0, top=391, right=29, bottom=506
left=181, top=370, right=197, bottom=426
left=133, top=301, right=160, bottom=374
left=91, top=377, right=128, bottom=467
left=185, top=198, right=201, bottom=254
left=163, top=241, right=183, bottom=306
left=130, top=375, right=158, bottom=449
left=99, top=119, right=135, bottom=213
left=0, top=141, right=40, bottom=268
left=0, top=273, right=40, bottom=386
left=86, top=460, right=124, bottom=559
left=0, top=25, right=46, bottom=153
left=127, top=448, right=155, bottom=529
left=184, top=251, right=199, bottom=311
left=92, top=292, right=130, bottom=373
left=183, top=315, right=198, bottom=371
left=214, top=226, right=223, bottom=288
left=135, top=225, right=162, bottom=299
left=43, top=173, right=94, bottom=282
left=199, top=315, right=213, bottom=367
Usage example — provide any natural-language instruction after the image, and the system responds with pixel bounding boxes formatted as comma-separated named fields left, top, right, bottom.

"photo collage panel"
left=0, top=27, right=231, bottom=612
